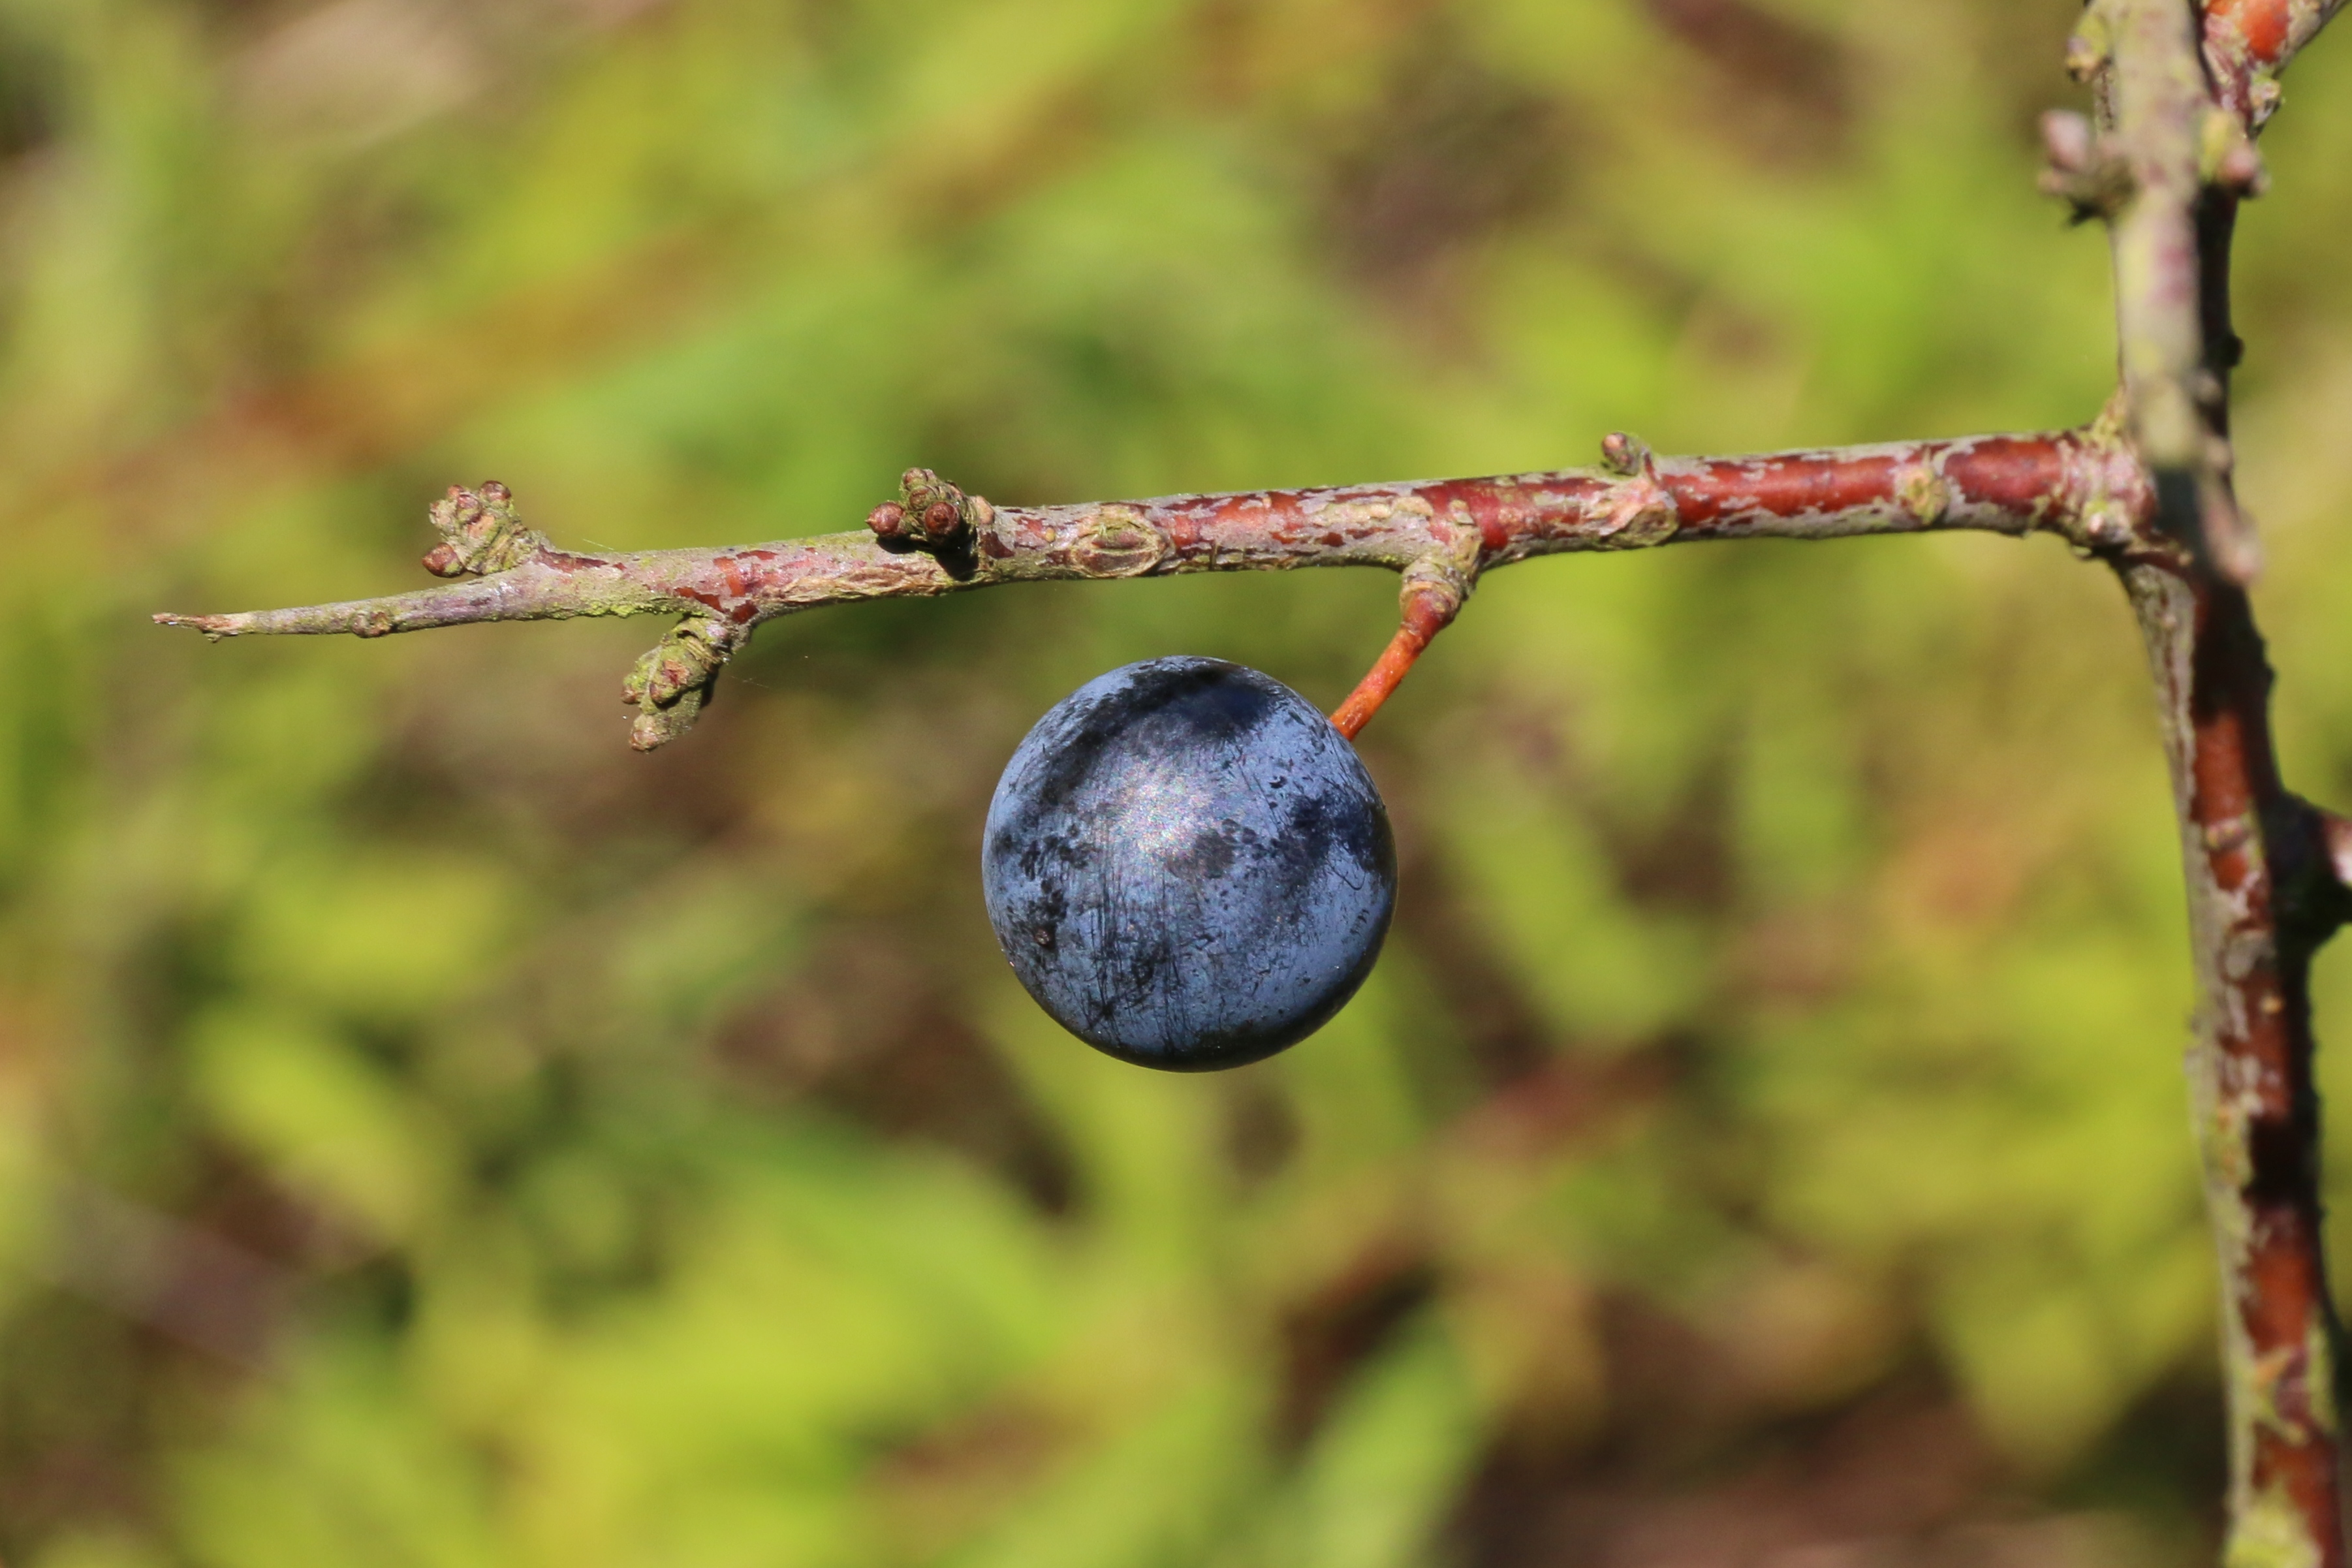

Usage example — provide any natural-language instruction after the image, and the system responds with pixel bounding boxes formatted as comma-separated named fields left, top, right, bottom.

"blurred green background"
left=7, top=1, right=2352, bottom=1563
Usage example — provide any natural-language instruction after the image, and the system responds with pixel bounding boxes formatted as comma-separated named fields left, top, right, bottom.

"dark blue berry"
left=982, top=657, right=1396, bottom=1071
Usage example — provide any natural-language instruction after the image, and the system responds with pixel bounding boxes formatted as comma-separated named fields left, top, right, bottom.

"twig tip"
left=154, top=612, right=236, bottom=638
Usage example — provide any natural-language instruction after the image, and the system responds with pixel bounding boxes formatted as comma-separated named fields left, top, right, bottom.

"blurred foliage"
left=5, top=0, right=2352, bottom=1564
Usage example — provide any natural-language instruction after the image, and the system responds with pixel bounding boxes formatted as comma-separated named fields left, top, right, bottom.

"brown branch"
left=2203, top=0, right=2352, bottom=127
left=159, top=430, right=2127, bottom=747
left=2085, top=3, right=2348, bottom=1563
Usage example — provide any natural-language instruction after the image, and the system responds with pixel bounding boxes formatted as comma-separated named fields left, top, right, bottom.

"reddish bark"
left=158, top=430, right=2122, bottom=743
left=2102, top=5, right=2349, bottom=1560
left=1332, top=585, right=1457, bottom=740
left=2124, top=563, right=2344, bottom=1565
left=2203, top=0, right=2349, bottom=125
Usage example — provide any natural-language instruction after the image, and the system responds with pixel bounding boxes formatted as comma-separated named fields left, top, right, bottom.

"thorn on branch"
left=422, top=481, right=549, bottom=577
left=621, top=614, right=740, bottom=752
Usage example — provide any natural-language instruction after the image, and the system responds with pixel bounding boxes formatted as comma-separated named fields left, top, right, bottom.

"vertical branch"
left=2091, top=3, right=2346, bottom=1562
left=2106, top=0, right=2212, bottom=475
left=2122, top=559, right=2345, bottom=1568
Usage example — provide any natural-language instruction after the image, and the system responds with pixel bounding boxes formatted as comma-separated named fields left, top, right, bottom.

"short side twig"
left=1329, top=576, right=1460, bottom=741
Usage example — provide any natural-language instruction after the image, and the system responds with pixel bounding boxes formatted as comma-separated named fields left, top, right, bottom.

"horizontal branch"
left=158, top=427, right=2142, bottom=746
left=160, top=431, right=2131, bottom=640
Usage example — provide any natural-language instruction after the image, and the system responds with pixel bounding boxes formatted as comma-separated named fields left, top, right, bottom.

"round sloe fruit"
left=982, top=656, right=1396, bottom=1071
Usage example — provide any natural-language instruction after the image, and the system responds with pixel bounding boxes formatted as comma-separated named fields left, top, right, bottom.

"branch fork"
left=1329, top=491, right=1488, bottom=741
left=2069, top=4, right=2352, bottom=1563
left=147, top=8, right=2352, bottom=1558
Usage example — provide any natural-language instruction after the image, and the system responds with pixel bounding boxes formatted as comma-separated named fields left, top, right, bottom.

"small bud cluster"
left=422, top=480, right=548, bottom=577
left=867, top=467, right=994, bottom=553
left=1599, top=431, right=1650, bottom=478
left=2035, top=110, right=2136, bottom=224
left=621, top=614, right=738, bottom=752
